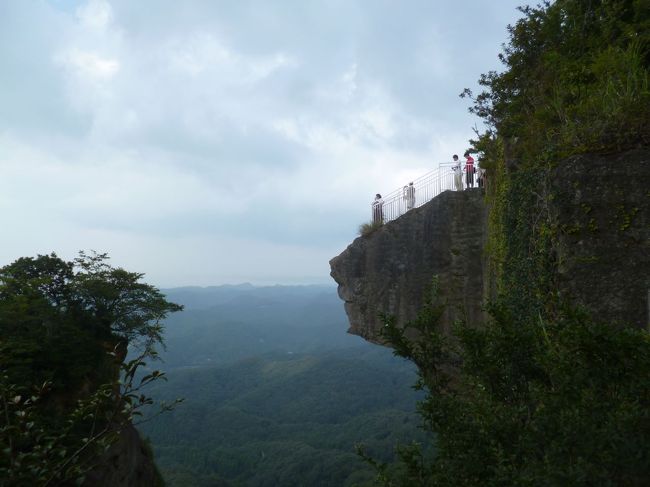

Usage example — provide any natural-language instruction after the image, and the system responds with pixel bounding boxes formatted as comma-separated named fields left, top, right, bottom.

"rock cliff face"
left=552, top=148, right=649, bottom=330
left=330, top=189, right=487, bottom=344
left=330, top=149, right=649, bottom=344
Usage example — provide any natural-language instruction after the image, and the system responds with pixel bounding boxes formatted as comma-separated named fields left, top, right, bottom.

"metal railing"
left=371, top=166, right=459, bottom=224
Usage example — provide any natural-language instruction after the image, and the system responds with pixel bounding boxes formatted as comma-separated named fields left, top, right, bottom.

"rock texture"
left=330, top=189, right=487, bottom=344
left=552, top=148, right=649, bottom=330
left=84, top=423, right=161, bottom=487
left=331, top=148, right=649, bottom=345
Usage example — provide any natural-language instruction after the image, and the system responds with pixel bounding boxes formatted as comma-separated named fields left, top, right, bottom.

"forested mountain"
left=139, top=285, right=426, bottom=486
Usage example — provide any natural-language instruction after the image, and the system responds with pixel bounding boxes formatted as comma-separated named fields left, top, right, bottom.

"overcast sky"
left=1, top=0, right=524, bottom=287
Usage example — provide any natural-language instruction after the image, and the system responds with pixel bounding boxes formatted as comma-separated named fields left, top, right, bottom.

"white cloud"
left=56, top=48, right=120, bottom=79
left=167, top=32, right=233, bottom=76
left=165, top=32, right=296, bottom=83
left=76, top=0, right=113, bottom=32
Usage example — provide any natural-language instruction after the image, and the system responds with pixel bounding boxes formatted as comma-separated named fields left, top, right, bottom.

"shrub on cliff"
left=359, top=220, right=384, bottom=237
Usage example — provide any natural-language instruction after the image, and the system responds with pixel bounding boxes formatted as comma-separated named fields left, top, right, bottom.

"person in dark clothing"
left=477, top=165, right=485, bottom=188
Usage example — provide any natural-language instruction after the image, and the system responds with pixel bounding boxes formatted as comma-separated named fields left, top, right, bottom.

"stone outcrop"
left=330, top=189, right=487, bottom=344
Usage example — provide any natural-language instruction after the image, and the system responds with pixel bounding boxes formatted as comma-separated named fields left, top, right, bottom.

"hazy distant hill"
left=162, top=284, right=336, bottom=311
left=140, top=285, right=426, bottom=487
left=159, top=284, right=367, bottom=368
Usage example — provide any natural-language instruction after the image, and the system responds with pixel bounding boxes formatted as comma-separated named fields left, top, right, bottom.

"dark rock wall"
left=330, top=189, right=487, bottom=344
left=84, top=423, right=161, bottom=487
left=552, top=148, right=649, bottom=329
left=330, top=148, right=649, bottom=344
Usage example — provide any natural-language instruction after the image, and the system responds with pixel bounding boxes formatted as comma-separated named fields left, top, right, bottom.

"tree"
left=0, top=251, right=183, bottom=485
left=462, top=0, right=649, bottom=173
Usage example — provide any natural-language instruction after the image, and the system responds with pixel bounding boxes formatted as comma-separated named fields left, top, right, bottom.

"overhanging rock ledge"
left=330, top=189, right=487, bottom=345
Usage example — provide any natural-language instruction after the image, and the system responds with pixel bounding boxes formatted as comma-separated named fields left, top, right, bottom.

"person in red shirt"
left=464, top=152, right=475, bottom=189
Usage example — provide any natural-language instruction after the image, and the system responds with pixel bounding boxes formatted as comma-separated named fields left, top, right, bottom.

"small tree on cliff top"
left=0, top=251, right=182, bottom=385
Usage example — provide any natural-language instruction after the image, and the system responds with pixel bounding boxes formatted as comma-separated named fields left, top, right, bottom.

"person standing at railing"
left=452, top=155, right=463, bottom=191
left=404, top=182, right=415, bottom=210
left=477, top=164, right=485, bottom=188
left=464, top=152, right=475, bottom=188
left=372, top=193, right=384, bottom=224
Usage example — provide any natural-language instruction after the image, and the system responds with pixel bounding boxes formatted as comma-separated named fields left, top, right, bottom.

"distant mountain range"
left=159, top=284, right=368, bottom=369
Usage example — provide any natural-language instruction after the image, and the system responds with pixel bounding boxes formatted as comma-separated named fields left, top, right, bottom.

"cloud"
left=76, top=0, right=112, bottom=32
left=1, top=0, right=525, bottom=285
left=164, top=31, right=296, bottom=81
left=56, top=48, right=120, bottom=78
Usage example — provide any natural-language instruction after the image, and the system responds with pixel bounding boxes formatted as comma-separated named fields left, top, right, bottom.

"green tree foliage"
left=0, top=252, right=182, bottom=391
left=0, top=252, right=183, bottom=485
left=371, top=280, right=650, bottom=486
left=465, top=0, right=650, bottom=165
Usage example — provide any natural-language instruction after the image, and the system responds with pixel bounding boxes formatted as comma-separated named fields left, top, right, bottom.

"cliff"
left=330, top=148, right=649, bottom=343
left=330, top=188, right=487, bottom=344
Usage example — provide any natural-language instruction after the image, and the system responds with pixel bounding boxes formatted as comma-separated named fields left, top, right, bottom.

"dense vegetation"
left=142, top=348, right=425, bottom=487
left=375, top=280, right=649, bottom=486
left=0, top=252, right=181, bottom=485
left=468, top=0, right=649, bottom=165
left=138, top=285, right=428, bottom=487
left=369, top=1, right=650, bottom=485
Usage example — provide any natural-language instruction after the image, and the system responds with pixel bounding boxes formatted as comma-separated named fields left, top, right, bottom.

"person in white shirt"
left=372, top=194, right=384, bottom=224
left=404, top=182, right=415, bottom=210
left=452, top=154, right=463, bottom=191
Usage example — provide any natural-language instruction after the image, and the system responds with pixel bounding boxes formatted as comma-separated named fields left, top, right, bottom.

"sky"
left=0, top=0, right=525, bottom=287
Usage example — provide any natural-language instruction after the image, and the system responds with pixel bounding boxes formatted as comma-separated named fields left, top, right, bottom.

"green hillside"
left=138, top=285, right=428, bottom=486
left=140, top=348, right=425, bottom=486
